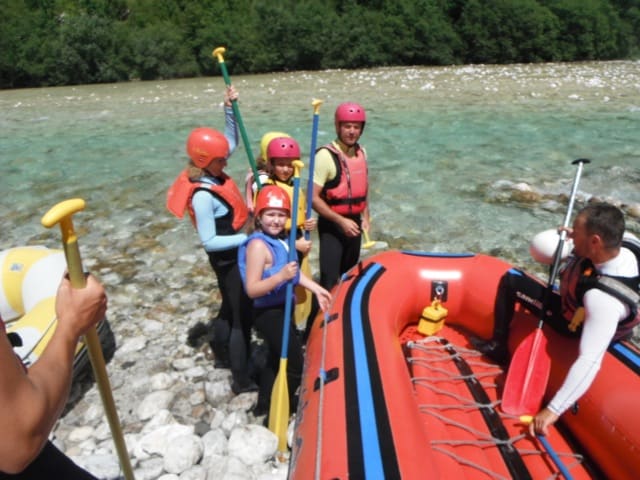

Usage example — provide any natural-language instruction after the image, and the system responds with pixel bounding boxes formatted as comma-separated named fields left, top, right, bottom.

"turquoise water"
left=1, top=61, right=639, bottom=272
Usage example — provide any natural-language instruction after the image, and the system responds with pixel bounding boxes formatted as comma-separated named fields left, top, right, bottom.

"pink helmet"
left=267, top=137, right=301, bottom=162
left=334, top=102, right=366, bottom=132
left=255, top=185, right=291, bottom=216
left=186, top=127, right=229, bottom=168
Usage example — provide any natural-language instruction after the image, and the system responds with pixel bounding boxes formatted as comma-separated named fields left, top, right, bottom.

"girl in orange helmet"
left=239, top=185, right=330, bottom=417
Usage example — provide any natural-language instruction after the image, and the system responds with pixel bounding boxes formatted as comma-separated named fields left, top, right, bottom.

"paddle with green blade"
left=212, top=46, right=262, bottom=191
left=42, top=198, right=135, bottom=480
left=501, top=158, right=590, bottom=415
left=269, top=159, right=304, bottom=454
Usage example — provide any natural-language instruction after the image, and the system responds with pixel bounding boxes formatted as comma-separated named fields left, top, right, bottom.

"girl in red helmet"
left=239, top=185, right=331, bottom=417
left=166, top=86, right=257, bottom=394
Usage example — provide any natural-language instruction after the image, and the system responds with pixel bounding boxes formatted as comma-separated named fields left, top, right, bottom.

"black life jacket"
left=576, top=236, right=640, bottom=339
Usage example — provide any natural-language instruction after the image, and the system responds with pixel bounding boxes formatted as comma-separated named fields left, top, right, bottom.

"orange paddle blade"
left=501, top=328, right=551, bottom=415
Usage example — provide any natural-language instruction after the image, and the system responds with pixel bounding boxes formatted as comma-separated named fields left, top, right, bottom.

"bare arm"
left=244, top=239, right=297, bottom=299
left=299, top=273, right=332, bottom=312
left=0, top=274, right=106, bottom=473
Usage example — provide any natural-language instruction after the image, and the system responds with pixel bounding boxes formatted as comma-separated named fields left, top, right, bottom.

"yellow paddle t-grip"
left=212, top=46, right=226, bottom=64
left=41, top=198, right=86, bottom=288
left=42, top=198, right=135, bottom=480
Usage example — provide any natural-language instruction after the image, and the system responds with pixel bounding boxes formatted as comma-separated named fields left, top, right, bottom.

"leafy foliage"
left=0, top=0, right=638, bottom=88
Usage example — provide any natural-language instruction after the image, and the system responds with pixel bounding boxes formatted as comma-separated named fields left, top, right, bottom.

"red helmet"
left=334, top=102, right=366, bottom=132
left=267, top=137, right=300, bottom=162
left=255, top=185, right=291, bottom=216
left=186, top=127, right=229, bottom=168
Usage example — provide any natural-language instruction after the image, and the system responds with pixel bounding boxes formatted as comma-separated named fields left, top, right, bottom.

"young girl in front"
left=239, top=185, right=331, bottom=417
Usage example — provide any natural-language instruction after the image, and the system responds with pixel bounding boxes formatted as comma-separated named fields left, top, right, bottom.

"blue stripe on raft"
left=348, top=263, right=385, bottom=479
left=610, top=342, right=640, bottom=373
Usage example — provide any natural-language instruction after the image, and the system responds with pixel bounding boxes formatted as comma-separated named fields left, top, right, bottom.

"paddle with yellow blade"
left=502, top=159, right=589, bottom=415
left=42, top=198, right=135, bottom=480
left=212, top=46, right=262, bottom=191
left=295, top=99, right=324, bottom=328
left=269, top=160, right=304, bottom=454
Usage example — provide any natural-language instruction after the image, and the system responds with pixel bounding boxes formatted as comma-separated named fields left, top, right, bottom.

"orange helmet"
left=186, top=127, right=229, bottom=168
left=267, top=137, right=300, bottom=162
left=254, top=185, right=291, bottom=217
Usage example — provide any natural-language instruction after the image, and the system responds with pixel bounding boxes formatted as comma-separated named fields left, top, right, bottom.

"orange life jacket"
left=166, top=169, right=248, bottom=233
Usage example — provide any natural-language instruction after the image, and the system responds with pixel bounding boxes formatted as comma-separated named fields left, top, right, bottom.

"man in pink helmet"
left=305, top=102, right=370, bottom=339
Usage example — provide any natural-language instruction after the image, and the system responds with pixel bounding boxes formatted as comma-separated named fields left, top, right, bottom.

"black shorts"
left=0, top=441, right=98, bottom=479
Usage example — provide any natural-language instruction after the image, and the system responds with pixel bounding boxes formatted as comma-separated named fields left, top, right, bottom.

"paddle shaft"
left=305, top=99, right=323, bottom=240
left=537, top=158, right=589, bottom=328
left=212, top=47, right=262, bottom=190
left=42, top=199, right=135, bottom=480
left=538, top=435, right=574, bottom=480
left=281, top=162, right=303, bottom=353
left=270, top=160, right=304, bottom=453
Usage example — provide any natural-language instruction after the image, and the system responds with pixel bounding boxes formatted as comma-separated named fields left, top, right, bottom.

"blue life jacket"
left=238, top=232, right=299, bottom=308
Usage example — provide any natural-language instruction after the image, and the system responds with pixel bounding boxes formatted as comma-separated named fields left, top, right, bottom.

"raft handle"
left=314, top=367, right=339, bottom=391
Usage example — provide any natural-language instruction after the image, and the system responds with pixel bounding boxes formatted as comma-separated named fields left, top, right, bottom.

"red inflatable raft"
left=289, top=250, right=640, bottom=480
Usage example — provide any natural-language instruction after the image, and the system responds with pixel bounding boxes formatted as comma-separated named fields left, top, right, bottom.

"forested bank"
left=2, top=0, right=639, bottom=89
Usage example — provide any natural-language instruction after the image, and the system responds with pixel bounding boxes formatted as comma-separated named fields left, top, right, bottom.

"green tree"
left=50, top=14, right=130, bottom=85
left=542, top=0, right=627, bottom=60
left=129, top=22, right=199, bottom=80
left=458, top=0, right=560, bottom=64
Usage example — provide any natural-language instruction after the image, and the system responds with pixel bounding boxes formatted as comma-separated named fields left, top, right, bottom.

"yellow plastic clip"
left=568, top=306, right=585, bottom=332
left=418, top=299, right=448, bottom=336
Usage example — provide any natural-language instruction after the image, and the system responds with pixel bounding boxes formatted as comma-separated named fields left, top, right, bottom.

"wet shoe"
left=470, top=337, right=508, bottom=364
left=186, top=321, right=209, bottom=348
left=252, top=402, right=268, bottom=417
left=214, top=358, right=231, bottom=369
left=231, top=380, right=259, bottom=395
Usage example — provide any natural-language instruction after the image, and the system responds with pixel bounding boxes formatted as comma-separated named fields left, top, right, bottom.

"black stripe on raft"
left=342, top=263, right=401, bottom=479
left=439, top=338, right=533, bottom=480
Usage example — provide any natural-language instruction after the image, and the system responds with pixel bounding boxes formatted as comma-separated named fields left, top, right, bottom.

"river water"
left=2, top=60, right=639, bottom=274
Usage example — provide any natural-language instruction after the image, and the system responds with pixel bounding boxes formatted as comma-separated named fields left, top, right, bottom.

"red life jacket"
left=166, top=169, right=248, bottom=233
left=320, top=142, right=368, bottom=216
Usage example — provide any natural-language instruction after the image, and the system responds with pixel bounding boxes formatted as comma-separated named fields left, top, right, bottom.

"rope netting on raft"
left=406, top=337, right=584, bottom=480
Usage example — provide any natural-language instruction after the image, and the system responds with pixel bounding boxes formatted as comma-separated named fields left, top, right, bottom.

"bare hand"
left=339, top=217, right=360, bottom=237
left=295, top=237, right=312, bottom=255
left=280, top=261, right=299, bottom=281
left=55, top=273, right=107, bottom=339
left=224, top=85, right=238, bottom=106
left=315, top=287, right=332, bottom=312
left=303, top=217, right=317, bottom=232
left=528, top=407, right=559, bottom=437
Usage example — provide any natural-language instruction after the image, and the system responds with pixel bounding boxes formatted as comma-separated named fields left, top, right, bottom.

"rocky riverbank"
left=53, top=245, right=298, bottom=479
